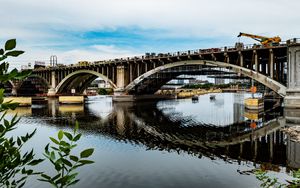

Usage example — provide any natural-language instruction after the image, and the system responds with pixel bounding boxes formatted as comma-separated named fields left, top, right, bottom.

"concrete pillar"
left=287, top=136, right=300, bottom=169
left=254, top=50, right=258, bottom=72
left=116, top=65, right=127, bottom=89
left=270, top=132, right=274, bottom=161
left=137, top=63, right=140, bottom=77
left=11, top=87, right=17, bottom=96
left=102, top=66, right=105, bottom=75
left=239, top=51, right=243, bottom=67
left=107, top=66, right=110, bottom=79
left=224, top=53, right=229, bottom=63
left=145, top=62, right=148, bottom=73
left=285, top=108, right=300, bottom=168
left=51, top=71, right=56, bottom=88
left=269, top=49, right=274, bottom=78
left=112, top=66, right=115, bottom=83
left=284, top=42, right=300, bottom=108
left=48, top=71, right=56, bottom=96
left=129, top=63, right=133, bottom=82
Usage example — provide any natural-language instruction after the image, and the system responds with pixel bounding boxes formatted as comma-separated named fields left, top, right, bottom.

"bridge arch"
left=17, top=75, right=50, bottom=96
left=56, top=70, right=117, bottom=94
left=125, top=60, right=286, bottom=97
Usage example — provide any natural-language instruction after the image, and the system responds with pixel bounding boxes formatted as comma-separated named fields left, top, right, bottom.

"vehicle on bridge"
left=237, top=32, right=281, bottom=47
left=77, top=61, right=90, bottom=66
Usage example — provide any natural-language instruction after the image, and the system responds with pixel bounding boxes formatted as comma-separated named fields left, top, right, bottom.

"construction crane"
left=237, top=32, right=281, bottom=47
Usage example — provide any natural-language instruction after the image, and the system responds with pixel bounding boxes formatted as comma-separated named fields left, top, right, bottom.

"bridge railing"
left=33, top=41, right=289, bottom=70
left=91, top=41, right=288, bottom=65
left=287, top=38, right=300, bottom=45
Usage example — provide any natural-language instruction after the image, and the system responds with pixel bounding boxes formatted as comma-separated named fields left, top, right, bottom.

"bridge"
left=8, top=38, right=300, bottom=108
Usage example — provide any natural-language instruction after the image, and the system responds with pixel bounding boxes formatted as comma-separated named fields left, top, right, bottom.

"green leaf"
left=50, top=137, right=59, bottom=145
left=50, top=151, right=56, bottom=161
left=80, top=148, right=94, bottom=158
left=44, top=143, right=50, bottom=155
left=58, top=130, right=63, bottom=140
left=51, top=174, right=61, bottom=181
left=5, top=50, right=24, bottom=57
left=0, top=49, right=4, bottom=55
left=59, top=140, right=70, bottom=147
left=41, top=174, right=51, bottom=180
left=73, top=133, right=81, bottom=142
left=78, top=160, right=94, bottom=164
left=28, top=159, right=44, bottom=166
left=64, top=132, right=73, bottom=141
left=5, top=39, right=16, bottom=51
left=61, top=158, right=72, bottom=167
left=70, top=155, right=78, bottom=162
left=17, top=137, right=21, bottom=146
left=68, top=179, right=80, bottom=186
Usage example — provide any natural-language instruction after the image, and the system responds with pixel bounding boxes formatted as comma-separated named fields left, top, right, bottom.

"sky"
left=1, top=0, right=300, bottom=69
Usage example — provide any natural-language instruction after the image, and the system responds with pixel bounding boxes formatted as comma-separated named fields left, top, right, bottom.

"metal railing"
left=34, top=40, right=290, bottom=70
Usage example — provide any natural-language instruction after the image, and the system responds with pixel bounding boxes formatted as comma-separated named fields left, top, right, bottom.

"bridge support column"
left=254, top=50, right=258, bottom=72
left=11, top=87, right=17, bottom=96
left=284, top=40, right=300, bottom=109
left=48, top=71, right=57, bottom=96
left=129, top=63, right=133, bottom=82
left=116, top=65, right=128, bottom=89
left=239, top=51, right=243, bottom=67
left=269, top=49, right=274, bottom=78
left=285, top=108, right=300, bottom=168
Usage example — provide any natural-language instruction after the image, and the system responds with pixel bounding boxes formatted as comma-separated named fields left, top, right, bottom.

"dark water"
left=9, top=93, right=297, bottom=188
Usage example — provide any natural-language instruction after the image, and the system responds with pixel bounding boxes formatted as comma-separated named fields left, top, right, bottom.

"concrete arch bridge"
left=13, top=39, right=300, bottom=107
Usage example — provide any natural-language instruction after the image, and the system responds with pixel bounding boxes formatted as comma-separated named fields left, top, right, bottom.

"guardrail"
left=33, top=41, right=290, bottom=70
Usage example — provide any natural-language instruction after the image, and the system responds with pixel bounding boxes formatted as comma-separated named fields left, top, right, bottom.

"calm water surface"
left=10, top=93, right=294, bottom=188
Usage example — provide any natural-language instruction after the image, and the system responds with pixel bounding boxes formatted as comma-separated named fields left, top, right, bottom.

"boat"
left=209, top=94, right=216, bottom=100
left=192, top=95, right=198, bottom=101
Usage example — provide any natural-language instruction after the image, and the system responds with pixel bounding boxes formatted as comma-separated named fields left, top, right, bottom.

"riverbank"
left=157, top=88, right=222, bottom=99
left=177, top=88, right=222, bottom=98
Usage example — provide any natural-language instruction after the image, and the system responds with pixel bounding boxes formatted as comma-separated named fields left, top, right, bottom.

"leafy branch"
left=0, top=39, right=43, bottom=188
left=39, top=122, right=94, bottom=188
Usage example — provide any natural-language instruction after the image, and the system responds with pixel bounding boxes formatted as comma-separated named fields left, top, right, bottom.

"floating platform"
left=3, top=97, right=32, bottom=107
left=58, top=96, right=85, bottom=104
left=244, top=98, right=264, bottom=110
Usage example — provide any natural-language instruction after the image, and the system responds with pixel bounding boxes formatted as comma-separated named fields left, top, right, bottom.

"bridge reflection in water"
left=26, top=95, right=300, bottom=171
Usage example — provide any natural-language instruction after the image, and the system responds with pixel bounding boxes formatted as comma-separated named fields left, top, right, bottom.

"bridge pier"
left=11, top=87, right=17, bottom=96
left=48, top=71, right=57, bottom=96
left=284, top=108, right=300, bottom=168
left=116, top=65, right=129, bottom=89
left=284, top=39, right=300, bottom=109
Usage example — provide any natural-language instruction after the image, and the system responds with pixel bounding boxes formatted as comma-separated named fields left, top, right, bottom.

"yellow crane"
left=237, top=32, right=281, bottom=47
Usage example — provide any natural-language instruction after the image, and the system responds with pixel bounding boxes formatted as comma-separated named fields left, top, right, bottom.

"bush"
left=0, top=39, right=94, bottom=188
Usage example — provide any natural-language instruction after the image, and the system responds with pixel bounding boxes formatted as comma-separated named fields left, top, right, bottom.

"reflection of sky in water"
left=85, top=96, right=113, bottom=119
left=158, top=93, right=255, bottom=126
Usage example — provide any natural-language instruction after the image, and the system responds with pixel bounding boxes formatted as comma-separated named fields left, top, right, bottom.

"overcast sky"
left=1, top=0, right=299, bottom=68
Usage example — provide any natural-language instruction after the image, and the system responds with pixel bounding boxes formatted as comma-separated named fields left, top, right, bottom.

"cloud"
left=7, top=44, right=140, bottom=70
left=1, top=0, right=300, bottom=68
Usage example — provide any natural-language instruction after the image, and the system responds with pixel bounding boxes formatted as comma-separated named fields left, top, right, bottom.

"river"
left=8, top=93, right=296, bottom=188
